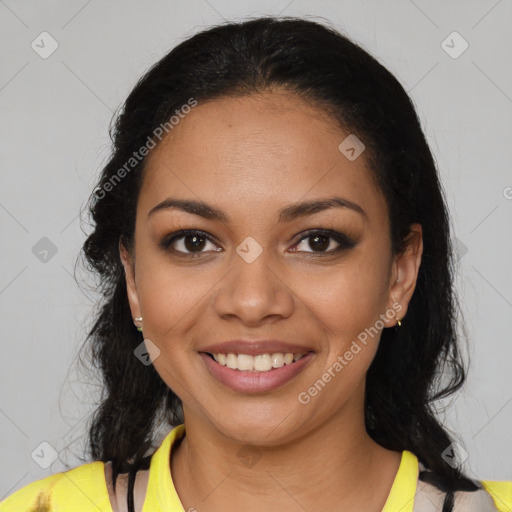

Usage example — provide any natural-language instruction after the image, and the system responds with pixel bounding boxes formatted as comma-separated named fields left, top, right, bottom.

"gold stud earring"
left=396, top=318, right=402, bottom=327
left=133, top=316, right=143, bottom=332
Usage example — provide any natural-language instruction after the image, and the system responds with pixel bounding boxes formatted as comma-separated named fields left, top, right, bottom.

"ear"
left=119, top=237, right=141, bottom=323
left=384, top=223, right=423, bottom=327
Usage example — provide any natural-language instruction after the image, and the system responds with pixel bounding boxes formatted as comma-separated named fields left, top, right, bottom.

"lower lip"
left=199, top=352, right=315, bottom=393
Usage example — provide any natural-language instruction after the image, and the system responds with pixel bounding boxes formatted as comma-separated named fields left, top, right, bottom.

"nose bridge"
left=235, top=237, right=275, bottom=287
left=212, top=234, right=294, bottom=323
left=232, top=234, right=278, bottom=301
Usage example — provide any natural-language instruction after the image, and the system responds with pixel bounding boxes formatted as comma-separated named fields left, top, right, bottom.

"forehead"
left=139, top=91, right=386, bottom=226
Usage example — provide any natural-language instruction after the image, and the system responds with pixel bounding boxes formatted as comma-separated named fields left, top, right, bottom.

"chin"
left=204, top=406, right=304, bottom=446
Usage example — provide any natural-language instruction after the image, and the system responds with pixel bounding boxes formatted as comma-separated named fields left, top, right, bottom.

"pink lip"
left=199, top=352, right=315, bottom=393
left=199, top=339, right=315, bottom=356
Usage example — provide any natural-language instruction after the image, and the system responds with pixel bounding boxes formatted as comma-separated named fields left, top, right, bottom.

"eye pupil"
left=309, top=235, right=330, bottom=252
left=185, top=235, right=206, bottom=252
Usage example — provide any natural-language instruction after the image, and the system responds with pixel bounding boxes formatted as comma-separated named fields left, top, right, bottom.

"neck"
left=170, top=401, right=402, bottom=512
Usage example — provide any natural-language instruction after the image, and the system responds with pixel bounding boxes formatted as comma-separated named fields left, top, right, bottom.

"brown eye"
left=160, top=230, right=221, bottom=255
left=181, top=234, right=208, bottom=252
left=291, top=229, right=356, bottom=254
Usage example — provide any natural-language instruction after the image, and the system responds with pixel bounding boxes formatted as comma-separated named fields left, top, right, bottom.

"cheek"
left=136, top=259, right=205, bottom=398
left=297, top=258, right=390, bottom=337
left=134, top=252, right=212, bottom=345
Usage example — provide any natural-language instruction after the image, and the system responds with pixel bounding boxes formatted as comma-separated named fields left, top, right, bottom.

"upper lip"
left=199, top=340, right=315, bottom=356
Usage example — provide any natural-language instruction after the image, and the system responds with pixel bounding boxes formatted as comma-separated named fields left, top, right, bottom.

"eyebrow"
left=147, top=196, right=367, bottom=223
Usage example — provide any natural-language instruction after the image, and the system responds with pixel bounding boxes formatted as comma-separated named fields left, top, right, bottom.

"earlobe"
left=387, top=223, right=423, bottom=326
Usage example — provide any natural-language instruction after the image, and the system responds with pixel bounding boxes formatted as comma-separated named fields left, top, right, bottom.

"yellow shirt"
left=1, top=423, right=511, bottom=511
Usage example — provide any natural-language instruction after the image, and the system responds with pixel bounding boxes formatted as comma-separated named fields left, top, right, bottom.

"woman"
left=1, top=15, right=510, bottom=512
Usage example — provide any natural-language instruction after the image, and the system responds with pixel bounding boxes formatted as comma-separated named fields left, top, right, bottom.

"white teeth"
left=237, top=354, right=254, bottom=371
left=211, top=352, right=307, bottom=371
left=254, top=354, right=272, bottom=371
left=271, top=353, right=284, bottom=368
left=226, top=353, right=238, bottom=369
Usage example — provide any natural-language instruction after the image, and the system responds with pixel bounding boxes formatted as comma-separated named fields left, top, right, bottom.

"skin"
left=119, top=89, right=423, bottom=512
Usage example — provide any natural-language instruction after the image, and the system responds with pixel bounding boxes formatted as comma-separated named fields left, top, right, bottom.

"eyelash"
left=159, top=228, right=356, bottom=258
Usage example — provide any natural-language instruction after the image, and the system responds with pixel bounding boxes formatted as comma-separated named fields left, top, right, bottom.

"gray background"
left=1, top=0, right=511, bottom=499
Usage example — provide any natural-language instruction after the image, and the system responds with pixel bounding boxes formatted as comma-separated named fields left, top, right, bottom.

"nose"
left=212, top=245, right=295, bottom=327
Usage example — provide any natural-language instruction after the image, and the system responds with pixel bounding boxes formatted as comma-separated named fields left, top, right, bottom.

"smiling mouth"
left=201, top=351, right=312, bottom=372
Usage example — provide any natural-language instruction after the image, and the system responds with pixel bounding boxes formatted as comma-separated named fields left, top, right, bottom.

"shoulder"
left=0, top=461, right=110, bottom=512
left=480, top=480, right=512, bottom=512
left=453, top=486, right=505, bottom=511
left=413, top=476, right=512, bottom=512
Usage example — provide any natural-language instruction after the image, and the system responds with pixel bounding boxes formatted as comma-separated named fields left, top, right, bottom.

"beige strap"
left=104, top=461, right=150, bottom=512
left=453, top=487, right=501, bottom=510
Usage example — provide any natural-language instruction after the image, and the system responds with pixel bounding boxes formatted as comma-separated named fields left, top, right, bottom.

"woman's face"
left=120, top=90, right=422, bottom=445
